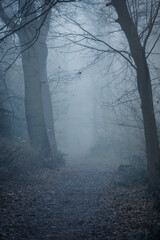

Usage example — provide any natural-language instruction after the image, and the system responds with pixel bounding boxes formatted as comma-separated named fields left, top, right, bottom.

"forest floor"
left=0, top=155, right=159, bottom=240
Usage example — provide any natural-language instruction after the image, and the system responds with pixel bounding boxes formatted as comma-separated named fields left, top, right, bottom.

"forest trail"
left=0, top=156, right=150, bottom=240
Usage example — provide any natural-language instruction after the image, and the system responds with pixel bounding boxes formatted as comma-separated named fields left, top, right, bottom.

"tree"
left=0, top=1, right=53, bottom=161
left=62, top=0, right=160, bottom=190
left=18, top=1, right=58, bottom=161
left=0, top=0, right=74, bottom=165
left=105, top=0, right=160, bottom=191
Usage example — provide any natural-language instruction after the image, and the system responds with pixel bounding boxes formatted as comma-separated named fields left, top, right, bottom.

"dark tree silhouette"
left=106, top=0, right=160, bottom=191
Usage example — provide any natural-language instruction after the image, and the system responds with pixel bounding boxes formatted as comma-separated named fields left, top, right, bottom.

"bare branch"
left=0, top=1, right=19, bottom=30
left=0, top=0, right=75, bottom=41
left=143, top=0, right=160, bottom=49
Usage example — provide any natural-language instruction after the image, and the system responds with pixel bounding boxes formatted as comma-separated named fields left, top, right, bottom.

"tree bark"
left=18, top=29, right=53, bottom=160
left=111, top=0, right=160, bottom=190
left=37, top=12, right=58, bottom=157
left=39, top=41, right=57, bottom=155
left=0, top=0, right=58, bottom=164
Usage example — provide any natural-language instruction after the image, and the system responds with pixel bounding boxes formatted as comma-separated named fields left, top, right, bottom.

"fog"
left=45, top=9, right=140, bottom=164
left=0, top=1, right=160, bottom=239
left=0, top=0, right=151, bottom=170
left=1, top=0, right=156, bottom=171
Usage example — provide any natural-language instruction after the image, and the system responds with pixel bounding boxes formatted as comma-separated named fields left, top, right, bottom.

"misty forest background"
left=0, top=1, right=160, bottom=239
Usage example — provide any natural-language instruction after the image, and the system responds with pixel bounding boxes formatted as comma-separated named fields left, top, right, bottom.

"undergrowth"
left=0, top=137, right=41, bottom=180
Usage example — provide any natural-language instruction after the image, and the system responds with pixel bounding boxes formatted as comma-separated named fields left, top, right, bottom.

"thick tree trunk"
left=111, top=0, right=160, bottom=190
left=37, top=33, right=58, bottom=157
left=0, top=0, right=59, bottom=167
left=18, top=30, right=53, bottom=160
left=39, top=44, right=57, bottom=155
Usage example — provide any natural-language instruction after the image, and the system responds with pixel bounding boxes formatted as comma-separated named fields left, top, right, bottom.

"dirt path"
left=0, top=156, right=152, bottom=239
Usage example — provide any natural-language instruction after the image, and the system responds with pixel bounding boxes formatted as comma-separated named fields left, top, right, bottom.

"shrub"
left=0, top=137, right=41, bottom=180
left=115, top=155, right=148, bottom=187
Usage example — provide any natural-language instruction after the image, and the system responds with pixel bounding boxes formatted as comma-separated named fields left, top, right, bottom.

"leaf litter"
left=0, top=157, right=159, bottom=240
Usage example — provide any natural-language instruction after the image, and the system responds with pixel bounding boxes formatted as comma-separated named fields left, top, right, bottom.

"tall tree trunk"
left=17, top=0, right=58, bottom=164
left=111, top=0, right=160, bottom=190
left=37, top=13, right=58, bottom=158
left=38, top=42, right=57, bottom=155
left=18, top=29, right=53, bottom=160
left=0, top=0, right=67, bottom=167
